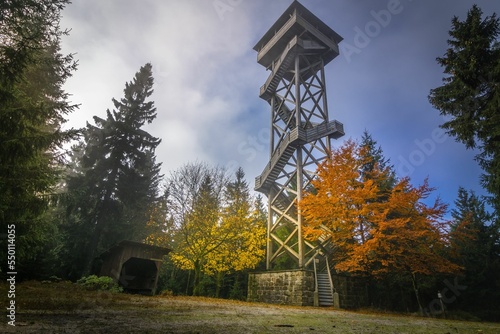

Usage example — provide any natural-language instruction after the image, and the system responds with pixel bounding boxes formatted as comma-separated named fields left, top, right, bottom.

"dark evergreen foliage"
left=0, top=0, right=78, bottom=278
left=429, top=5, right=500, bottom=212
left=428, top=6, right=500, bottom=319
left=61, top=63, right=162, bottom=279
left=359, top=130, right=397, bottom=200
left=448, top=188, right=500, bottom=320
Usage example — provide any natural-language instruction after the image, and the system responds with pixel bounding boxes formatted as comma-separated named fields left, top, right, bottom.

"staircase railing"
left=325, top=258, right=335, bottom=298
left=313, top=256, right=319, bottom=307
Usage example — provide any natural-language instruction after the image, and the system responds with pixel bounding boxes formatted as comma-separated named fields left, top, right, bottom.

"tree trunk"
left=185, top=270, right=191, bottom=296
left=193, top=261, right=201, bottom=296
left=215, top=271, right=224, bottom=298
left=231, top=273, right=240, bottom=299
left=411, top=273, right=424, bottom=315
left=82, top=224, right=103, bottom=277
left=82, top=172, right=117, bottom=277
left=82, top=200, right=109, bottom=276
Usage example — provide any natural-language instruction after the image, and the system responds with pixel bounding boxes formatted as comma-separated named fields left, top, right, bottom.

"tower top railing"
left=253, top=1, right=343, bottom=70
left=253, top=1, right=343, bottom=57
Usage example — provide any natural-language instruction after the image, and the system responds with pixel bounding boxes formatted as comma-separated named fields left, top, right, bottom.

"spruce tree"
left=449, top=188, right=500, bottom=319
left=429, top=5, right=500, bottom=212
left=62, top=63, right=162, bottom=278
left=224, top=167, right=251, bottom=215
left=359, top=131, right=397, bottom=198
left=0, top=0, right=78, bottom=278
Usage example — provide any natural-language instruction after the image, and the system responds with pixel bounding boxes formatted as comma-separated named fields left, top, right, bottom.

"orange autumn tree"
left=300, top=140, right=381, bottom=262
left=300, top=138, right=461, bottom=312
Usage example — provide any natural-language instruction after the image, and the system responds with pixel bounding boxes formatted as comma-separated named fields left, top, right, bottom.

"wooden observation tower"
left=254, top=1, right=344, bottom=270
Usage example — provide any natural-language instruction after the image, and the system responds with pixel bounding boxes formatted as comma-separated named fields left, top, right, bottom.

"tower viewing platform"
left=253, top=1, right=343, bottom=69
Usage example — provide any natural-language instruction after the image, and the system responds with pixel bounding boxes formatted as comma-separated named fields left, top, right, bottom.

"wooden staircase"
left=254, top=121, right=344, bottom=193
left=314, top=256, right=336, bottom=307
left=317, top=272, right=334, bottom=307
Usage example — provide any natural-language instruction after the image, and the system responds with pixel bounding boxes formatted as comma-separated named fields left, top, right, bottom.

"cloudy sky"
left=59, top=0, right=498, bottom=212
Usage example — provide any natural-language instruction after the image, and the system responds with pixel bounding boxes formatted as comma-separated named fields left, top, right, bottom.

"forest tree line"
left=0, top=0, right=499, bottom=321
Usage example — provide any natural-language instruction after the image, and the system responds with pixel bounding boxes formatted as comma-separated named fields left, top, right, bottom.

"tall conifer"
left=0, top=0, right=78, bottom=277
left=62, top=63, right=161, bottom=277
left=429, top=5, right=500, bottom=211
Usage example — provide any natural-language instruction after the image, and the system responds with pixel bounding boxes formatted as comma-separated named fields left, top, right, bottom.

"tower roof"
left=253, top=1, right=343, bottom=53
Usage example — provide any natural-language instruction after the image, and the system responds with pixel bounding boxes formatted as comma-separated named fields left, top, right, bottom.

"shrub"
left=77, top=275, right=123, bottom=293
left=159, top=290, right=174, bottom=297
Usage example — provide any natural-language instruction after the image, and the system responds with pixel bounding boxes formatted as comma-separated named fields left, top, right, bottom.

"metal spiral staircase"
left=253, top=1, right=344, bottom=271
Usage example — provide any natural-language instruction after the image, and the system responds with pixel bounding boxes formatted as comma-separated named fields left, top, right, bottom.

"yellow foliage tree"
left=170, top=174, right=223, bottom=295
left=204, top=208, right=266, bottom=297
left=170, top=167, right=266, bottom=296
left=203, top=168, right=266, bottom=297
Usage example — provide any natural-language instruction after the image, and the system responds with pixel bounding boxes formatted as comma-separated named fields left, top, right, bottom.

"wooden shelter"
left=98, top=240, right=171, bottom=295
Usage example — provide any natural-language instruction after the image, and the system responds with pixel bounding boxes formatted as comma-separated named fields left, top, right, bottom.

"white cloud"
left=59, top=0, right=497, bottom=207
left=61, top=0, right=260, bottom=175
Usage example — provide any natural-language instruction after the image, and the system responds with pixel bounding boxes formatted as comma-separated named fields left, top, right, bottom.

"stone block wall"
left=247, top=270, right=315, bottom=306
left=331, top=274, right=369, bottom=309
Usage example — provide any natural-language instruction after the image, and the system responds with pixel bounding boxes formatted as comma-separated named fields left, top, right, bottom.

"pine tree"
left=356, top=132, right=397, bottom=244
left=449, top=188, right=500, bottom=318
left=62, top=63, right=162, bottom=278
left=428, top=5, right=500, bottom=212
left=144, top=189, right=176, bottom=248
left=253, top=194, right=267, bottom=228
left=359, top=131, right=396, bottom=193
left=0, top=0, right=78, bottom=278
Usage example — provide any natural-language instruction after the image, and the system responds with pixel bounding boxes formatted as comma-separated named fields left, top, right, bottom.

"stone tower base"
left=247, top=270, right=315, bottom=306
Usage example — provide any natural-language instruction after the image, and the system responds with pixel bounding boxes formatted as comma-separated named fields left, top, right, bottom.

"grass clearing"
left=1, top=281, right=499, bottom=333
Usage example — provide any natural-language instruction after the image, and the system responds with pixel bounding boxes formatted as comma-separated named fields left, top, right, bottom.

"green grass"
left=1, top=281, right=499, bottom=333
